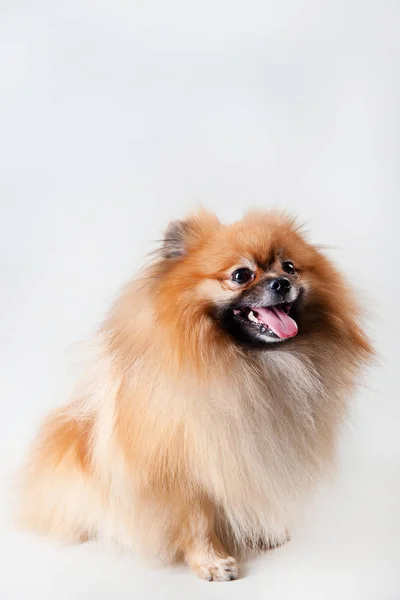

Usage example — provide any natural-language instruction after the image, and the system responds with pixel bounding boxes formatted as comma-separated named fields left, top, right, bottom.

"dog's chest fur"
left=168, top=345, right=347, bottom=544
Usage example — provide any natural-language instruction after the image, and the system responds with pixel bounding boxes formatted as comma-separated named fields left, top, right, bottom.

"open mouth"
left=233, top=302, right=298, bottom=340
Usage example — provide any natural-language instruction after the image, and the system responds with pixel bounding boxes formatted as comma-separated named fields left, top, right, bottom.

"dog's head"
left=153, top=209, right=369, bottom=352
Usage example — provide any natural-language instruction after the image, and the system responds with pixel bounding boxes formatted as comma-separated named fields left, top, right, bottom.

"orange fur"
left=17, top=210, right=373, bottom=581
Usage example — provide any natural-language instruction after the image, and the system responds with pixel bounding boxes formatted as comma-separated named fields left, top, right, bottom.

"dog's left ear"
left=162, top=210, right=220, bottom=259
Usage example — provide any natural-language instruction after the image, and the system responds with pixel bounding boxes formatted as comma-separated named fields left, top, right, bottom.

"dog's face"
left=156, top=210, right=356, bottom=349
left=214, top=253, right=302, bottom=345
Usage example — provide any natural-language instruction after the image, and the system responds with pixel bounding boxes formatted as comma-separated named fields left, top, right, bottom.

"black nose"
left=268, top=277, right=291, bottom=295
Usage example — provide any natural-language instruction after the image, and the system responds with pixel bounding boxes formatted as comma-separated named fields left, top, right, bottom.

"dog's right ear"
left=162, top=220, right=191, bottom=258
left=162, top=210, right=220, bottom=259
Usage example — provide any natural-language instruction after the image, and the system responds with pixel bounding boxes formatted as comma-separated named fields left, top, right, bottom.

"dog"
left=18, top=209, right=372, bottom=581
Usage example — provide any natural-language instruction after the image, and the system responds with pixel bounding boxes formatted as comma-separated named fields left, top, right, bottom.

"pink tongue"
left=255, top=306, right=298, bottom=339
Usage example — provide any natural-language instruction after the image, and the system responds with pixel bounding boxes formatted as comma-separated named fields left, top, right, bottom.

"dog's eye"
left=231, top=268, right=254, bottom=284
left=282, top=261, right=296, bottom=275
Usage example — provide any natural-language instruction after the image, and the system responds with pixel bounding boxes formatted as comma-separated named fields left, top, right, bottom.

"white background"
left=1, top=1, right=399, bottom=599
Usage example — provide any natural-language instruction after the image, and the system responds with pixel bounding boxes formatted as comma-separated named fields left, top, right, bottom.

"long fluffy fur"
left=18, top=209, right=372, bottom=578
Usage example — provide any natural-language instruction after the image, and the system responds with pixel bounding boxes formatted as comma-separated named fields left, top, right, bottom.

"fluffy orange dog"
left=19, top=210, right=372, bottom=581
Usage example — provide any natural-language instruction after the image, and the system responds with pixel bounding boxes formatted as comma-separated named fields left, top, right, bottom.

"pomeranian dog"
left=18, top=209, right=372, bottom=581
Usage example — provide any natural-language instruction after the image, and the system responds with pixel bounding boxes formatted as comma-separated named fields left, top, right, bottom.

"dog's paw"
left=194, top=556, right=239, bottom=582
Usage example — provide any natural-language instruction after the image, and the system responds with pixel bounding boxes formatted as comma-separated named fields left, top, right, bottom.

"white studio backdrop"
left=0, top=1, right=399, bottom=599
